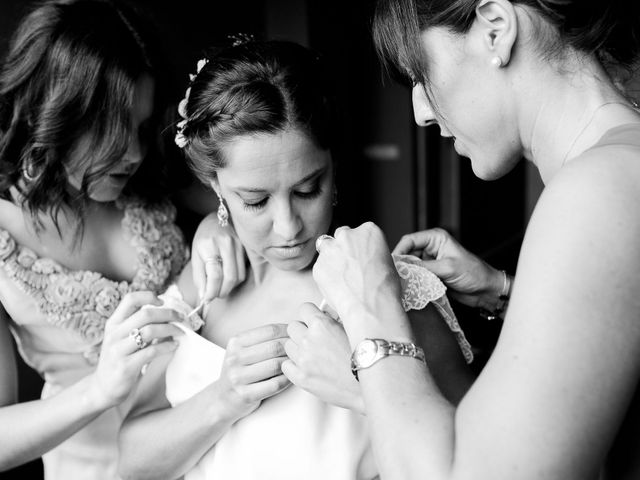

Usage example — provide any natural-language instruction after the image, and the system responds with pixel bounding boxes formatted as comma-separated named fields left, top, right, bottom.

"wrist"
left=341, top=303, right=414, bottom=351
left=83, top=373, right=116, bottom=413
left=478, top=269, right=512, bottom=320
left=206, top=382, right=251, bottom=425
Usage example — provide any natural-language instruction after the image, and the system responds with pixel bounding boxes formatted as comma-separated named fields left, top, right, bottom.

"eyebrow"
left=235, top=166, right=327, bottom=193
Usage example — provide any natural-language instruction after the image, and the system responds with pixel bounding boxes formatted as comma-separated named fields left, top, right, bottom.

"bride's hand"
left=191, top=213, right=246, bottom=303
left=282, top=303, right=364, bottom=414
left=217, top=324, right=291, bottom=419
left=90, top=291, right=183, bottom=409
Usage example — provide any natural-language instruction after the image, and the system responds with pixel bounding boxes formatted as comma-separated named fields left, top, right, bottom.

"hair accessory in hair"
left=227, top=32, right=255, bottom=47
left=175, top=57, right=209, bottom=148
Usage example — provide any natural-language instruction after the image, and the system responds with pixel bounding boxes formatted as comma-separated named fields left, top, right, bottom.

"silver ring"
left=315, top=234, right=334, bottom=253
left=129, top=328, right=147, bottom=350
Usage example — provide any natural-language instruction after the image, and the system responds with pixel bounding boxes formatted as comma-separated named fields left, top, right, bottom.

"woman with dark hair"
left=308, top=0, right=640, bottom=479
left=0, top=0, right=195, bottom=477
left=118, top=39, right=475, bottom=480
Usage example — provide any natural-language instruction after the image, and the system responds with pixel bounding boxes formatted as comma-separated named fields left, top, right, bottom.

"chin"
left=470, top=153, right=519, bottom=181
left=271, top=252, right=315, bottom=272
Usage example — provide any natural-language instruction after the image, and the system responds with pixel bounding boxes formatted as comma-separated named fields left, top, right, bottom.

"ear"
left=475, top=0, right=518, bottom=66
left=209, top=177, right=221, bottom=196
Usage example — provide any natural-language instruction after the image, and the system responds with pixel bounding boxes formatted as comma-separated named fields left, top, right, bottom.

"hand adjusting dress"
left=0, top=198, right=188, bottom=480
left=163, top=254, right=472, bottom=480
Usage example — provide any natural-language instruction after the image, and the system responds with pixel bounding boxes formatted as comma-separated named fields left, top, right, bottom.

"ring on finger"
left=129, top=328, right=148, bottom=350
left=315, top=234, right=334, bottom=253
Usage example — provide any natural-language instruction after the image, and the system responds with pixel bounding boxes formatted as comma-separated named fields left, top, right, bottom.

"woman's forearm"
left=0, top=373, right=109, bottom=471
left=344, top=307, right=456, bottom=480
left=118, top=381, right=242, bottom=480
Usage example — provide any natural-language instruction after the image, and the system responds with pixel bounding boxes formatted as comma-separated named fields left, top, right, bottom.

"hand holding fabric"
left=393, top=227, right=507, bottom=310
left=217, top=324, right=291, bottom=420
left=282, top=303, right=364, bottom=414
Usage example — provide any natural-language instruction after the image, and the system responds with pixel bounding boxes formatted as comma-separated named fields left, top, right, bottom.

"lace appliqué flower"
left=0, top=198, right=189, bottom=361
left=393, top=254, right=474, bottom=364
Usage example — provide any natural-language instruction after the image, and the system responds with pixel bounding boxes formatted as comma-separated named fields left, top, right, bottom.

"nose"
left=272, top=199, right=303, bottom=241
left=412, top=84, right=435, bottom=126
left=125, top=133, right=146, bottom=167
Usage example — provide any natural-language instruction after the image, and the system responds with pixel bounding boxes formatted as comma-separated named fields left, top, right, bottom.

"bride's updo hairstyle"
left=178, top=40, right=333, bottom=184
left=373, top=0, right=640, bottom=86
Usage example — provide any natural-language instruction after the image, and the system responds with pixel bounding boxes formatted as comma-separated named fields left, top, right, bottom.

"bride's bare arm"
left=118, top=277, right=291, bottom=480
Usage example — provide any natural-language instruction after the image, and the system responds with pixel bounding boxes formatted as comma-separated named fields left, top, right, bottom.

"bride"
left=118, top=39, right=475, bottom=480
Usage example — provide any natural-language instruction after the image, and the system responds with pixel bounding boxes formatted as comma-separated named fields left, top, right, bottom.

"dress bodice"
left=166, top=324, right=379, bottom=480
left=0, top=197, right=188, bottom=385
left=163, top=255, right=472, bottom=480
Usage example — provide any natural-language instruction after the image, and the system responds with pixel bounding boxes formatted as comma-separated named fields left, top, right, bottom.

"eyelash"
left=241, top=184, right=323, bottom=212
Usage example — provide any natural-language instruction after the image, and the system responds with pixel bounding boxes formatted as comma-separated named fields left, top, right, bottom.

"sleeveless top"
left=0, top=197, right=188, bottom=480
left=163, top=254, right=472, bottom=480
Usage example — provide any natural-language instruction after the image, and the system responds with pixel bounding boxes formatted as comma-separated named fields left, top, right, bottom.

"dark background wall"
left=8, top=0, right=632, bottom=478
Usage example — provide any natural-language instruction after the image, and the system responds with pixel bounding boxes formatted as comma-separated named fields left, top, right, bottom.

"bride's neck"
left=245, top=250, right=311, bottom=286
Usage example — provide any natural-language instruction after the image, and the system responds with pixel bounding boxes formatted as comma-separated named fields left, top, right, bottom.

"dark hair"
left=180, top=40, right=334, bottom=185
left=0, top=0, right=169, bottom=233
left=373, top=0, right=640, bottom=86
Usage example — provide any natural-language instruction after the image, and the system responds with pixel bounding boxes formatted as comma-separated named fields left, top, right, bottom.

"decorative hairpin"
left=175, top=57, right=209, bottom=148
left=227, top=32, right=255, bottom=47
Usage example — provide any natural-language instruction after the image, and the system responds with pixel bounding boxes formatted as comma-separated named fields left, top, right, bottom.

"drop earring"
left=217, top=192, right=229, bottom=227
left=491, top=56, right=503, bottom=68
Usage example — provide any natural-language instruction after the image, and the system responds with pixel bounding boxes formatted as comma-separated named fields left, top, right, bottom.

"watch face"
left=354, top=339, right=379, bottom=367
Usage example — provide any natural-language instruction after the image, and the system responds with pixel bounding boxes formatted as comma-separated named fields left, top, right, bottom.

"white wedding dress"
left=163, top=254, right=472, bottom=480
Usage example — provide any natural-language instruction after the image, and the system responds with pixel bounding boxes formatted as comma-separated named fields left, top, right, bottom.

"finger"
left=280, top=359, right=304, bottom=386
left=298, top=302, right=329, bottom=327
left=286, top=321, right=308, bottom=342
left=419, top=258, right=454, bottom=279
left=236, top=338, right=287, bottom=365
left=203, top=254, right=224, bottom=302
left=392, top=234, right=420, bottom=255
left=238, top=356, right=288, bottom=384
left=109, top=291, right=161, bottom=325
left=122, top=307, right=184, bottom=333
left=219, top=239, right=239, bottom=298
left=191, top=242, right=207, bottom=302
left=228, top=323, right=289, bottom=349
left=234, top=239, right=247, bottom=284
left=332, top=225, right=352, bottom=242
left=128, top=340, right=180, bottom=372
left=242, top=374, right=291, bottom=401
left=314, top=234, right=334, bottom=253
left=283, top=339, right=301, bottom=364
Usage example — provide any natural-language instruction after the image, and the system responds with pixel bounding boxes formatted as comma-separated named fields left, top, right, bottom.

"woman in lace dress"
left=117, top=40, right=476, bottom=480
left=309, top=1, right=640, bottom=479
left=0, top=1, right=196, bottom=477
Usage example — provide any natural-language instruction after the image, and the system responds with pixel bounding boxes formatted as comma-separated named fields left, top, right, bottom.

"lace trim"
left=393, top=254, right=474, bottom=363
left=0, top=198, right=188, bottom=352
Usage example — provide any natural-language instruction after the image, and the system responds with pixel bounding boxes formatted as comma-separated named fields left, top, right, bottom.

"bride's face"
left=214, top=128, right=333, bottom=271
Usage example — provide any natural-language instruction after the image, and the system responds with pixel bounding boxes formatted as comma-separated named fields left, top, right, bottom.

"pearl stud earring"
left=491, top=56, right=503, bottom=68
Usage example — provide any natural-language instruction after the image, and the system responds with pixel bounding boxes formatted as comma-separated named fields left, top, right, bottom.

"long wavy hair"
left=0, top=0, right=171, bottom=235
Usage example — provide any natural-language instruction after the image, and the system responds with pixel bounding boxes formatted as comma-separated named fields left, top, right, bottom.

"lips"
left=270, top=239, right=309, bottom=258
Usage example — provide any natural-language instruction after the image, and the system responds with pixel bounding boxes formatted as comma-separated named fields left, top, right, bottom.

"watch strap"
left=351, top=339, right=425, bottom=381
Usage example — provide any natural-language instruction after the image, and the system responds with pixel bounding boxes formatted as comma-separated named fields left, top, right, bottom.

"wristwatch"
left=350, top=338, right=426, bottom=381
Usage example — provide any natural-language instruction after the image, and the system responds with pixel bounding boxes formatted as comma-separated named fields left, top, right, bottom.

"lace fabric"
left=393, top=254, right=473, bottom=363
left=0, top=198, right=188, bottom=353
left=319, top=255, right=473, bottom=363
